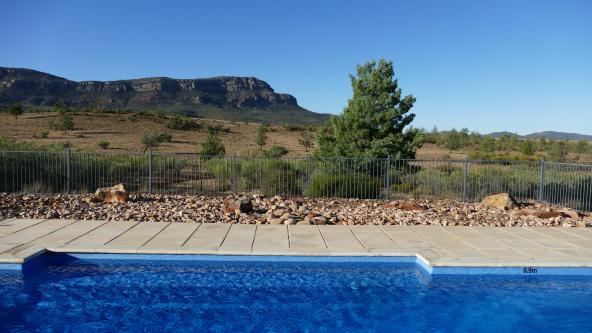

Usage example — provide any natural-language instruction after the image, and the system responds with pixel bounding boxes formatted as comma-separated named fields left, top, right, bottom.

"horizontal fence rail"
left=1, top=150, right=591, bottom=212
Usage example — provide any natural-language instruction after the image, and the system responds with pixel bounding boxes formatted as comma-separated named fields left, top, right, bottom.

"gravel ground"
left=1, top=192, right=590, bottom=228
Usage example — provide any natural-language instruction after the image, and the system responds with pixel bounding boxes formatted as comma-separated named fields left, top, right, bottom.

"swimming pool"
left=1, top=255, right=591, bottom=332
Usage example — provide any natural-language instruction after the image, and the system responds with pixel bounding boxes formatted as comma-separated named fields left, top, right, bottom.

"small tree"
left=200, top=131, right=226, bottom=156
left=256, top=124, right=268, bottom=151
left=141, top=133, right=162, bottom=152
left=56, top=112, right=74, bottom=134
left=8, top=103, right=23, bottom=120
left=549, top=141, right=569, bottom=162
left=298, top=130, right=314, bottom=152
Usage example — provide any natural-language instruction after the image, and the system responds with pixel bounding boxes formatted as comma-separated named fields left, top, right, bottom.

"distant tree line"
left=420, top=127, right=590, bottom=162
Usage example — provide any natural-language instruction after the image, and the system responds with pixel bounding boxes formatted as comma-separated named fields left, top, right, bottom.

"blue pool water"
left=1, top=257, right=592, bottom=332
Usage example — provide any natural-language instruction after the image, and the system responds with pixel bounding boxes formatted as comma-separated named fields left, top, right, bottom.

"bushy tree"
left=575, top=140, right=589, bottom=154
left=256, top=124, right=268, bottom=151
left=549, top=141, right=568, bottom=162
left=200, top=131, right=226, bottom=156
left=519, top=140, right=535, bottom=156
left=479, top=136, right=497, bottom=152
left=8, top=103, right=23, bottom=120
left=141, top=133, right=162, bottom=152
left=316, top=59, right=422, bottom=158
left=56, top=112, right=74, bottom=134
left=443, top=129, right=461, bottom=151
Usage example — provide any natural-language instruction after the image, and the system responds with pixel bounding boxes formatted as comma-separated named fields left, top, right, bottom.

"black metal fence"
left=1, top=149, right=591, bottom=212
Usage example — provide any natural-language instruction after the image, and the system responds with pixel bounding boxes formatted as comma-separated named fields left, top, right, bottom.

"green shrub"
left=263, top=145, right=289, bottom=158
left=308, top=172, right=381, bottom=198
left=167, top=116, right=201, bottom=130
left=153, top=109, right=167, bottom=119
left=158, top=132, right=173, bottom=143
left=98, top=140, right=110, bottom=149
left=240, top=159, right=303, bottom=196
left=206, top=123, right=230, bottom=133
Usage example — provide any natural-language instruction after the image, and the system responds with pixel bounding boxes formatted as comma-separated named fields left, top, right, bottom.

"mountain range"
left=487, top=131, right=592, bottom=141
left=0, top=67, right=329, bottom=125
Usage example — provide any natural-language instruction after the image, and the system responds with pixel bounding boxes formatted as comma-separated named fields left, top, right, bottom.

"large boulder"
left=92, top=183, right=128, bottom=203
left=222, top=195, right=253, bottom=215
left=481, top=193, right=518, bottom=210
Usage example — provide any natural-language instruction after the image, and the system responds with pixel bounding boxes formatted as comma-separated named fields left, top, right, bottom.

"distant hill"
left=487, top=131, right=592, bottom=141
left=0, top=67, right=330, bottom=125
left=487, top=131, right=521, bottom=138
left=522, top=131, right=592, bottom=141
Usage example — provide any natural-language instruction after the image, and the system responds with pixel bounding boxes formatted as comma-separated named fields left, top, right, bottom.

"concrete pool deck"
left=1, top=218, right=592, bottom=273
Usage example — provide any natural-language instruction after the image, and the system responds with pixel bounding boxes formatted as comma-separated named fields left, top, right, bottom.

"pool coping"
left=2, top=219, right=592, bottom=276
left=3, top=249, right=592, bottom=276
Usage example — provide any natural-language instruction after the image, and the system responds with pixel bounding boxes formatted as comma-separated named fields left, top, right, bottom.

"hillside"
left=0, top=112, right=319, bottom=155
left=0, top=67, right=329, bottom=125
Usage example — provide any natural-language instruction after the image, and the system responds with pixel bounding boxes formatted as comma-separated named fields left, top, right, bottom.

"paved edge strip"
left=2, top=250, right=592, bottom=275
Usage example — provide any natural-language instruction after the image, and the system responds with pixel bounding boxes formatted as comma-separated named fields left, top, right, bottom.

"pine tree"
left=316, top=59, right=422, bottom=158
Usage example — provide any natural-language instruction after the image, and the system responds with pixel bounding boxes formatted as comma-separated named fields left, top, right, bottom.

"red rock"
left=92, top=184, right=128, bottom=203
left=481, top=193, right=518, bottom=210
left=384, top=201, right=425, bottom=211
left=516, top=208, right=562, bottom=219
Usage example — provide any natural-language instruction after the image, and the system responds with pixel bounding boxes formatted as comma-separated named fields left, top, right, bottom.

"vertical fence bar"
left=65, top=147, right=71, bottom=194
left=232, top=153, right=237, bottom=193
left=462, top=156, right=468, bottom=202
left=385, top=155, right=392, bottom=200
left=539, top=158, right=545, bottom=202
left=306, top=155, right=312, bottom=196
left=147, top=149, right=153, bottom=194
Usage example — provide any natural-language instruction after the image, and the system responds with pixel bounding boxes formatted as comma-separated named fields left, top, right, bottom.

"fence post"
left=65, top=146, right=71, bottom=194
left=232, top=153, right=237, bottom=193
left=147, top=149, right=152, bottom=194
left=306, top=155, right=312, bottom=195
left=385, top=155, right=392, bottom=200
left=539, top=158, right=545, bottom=202
left=463, top=156, right=468, bottom=202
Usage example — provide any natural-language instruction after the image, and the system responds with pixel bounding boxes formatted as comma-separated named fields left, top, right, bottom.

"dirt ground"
left=0, top=112, right=316, bottom=156
left=1, top=112, right=462, bottom=158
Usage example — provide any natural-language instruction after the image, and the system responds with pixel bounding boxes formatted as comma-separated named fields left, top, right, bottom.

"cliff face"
left=0, top=67, right=298, bottom=109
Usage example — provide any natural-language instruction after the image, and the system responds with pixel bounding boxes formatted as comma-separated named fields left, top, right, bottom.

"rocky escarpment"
left=0, top=67, right=300, bottom=110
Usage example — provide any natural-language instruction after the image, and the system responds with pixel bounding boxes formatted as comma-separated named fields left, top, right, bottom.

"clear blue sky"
left=1, top=0, right=590, bottom=134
